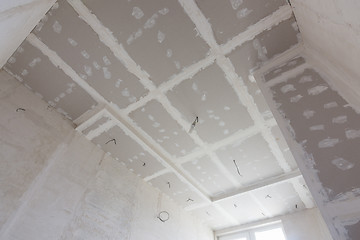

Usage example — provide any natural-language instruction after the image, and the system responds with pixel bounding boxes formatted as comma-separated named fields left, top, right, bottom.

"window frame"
left=217, top=222, right=287, bottom=240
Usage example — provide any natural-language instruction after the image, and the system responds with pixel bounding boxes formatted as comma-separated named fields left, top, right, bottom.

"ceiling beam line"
left=67, top=0, right=251, bottom=189
left=27, top=33, right=212, bottom=204
left=212, top=169, right=301, bottom=202
left=179, top=0, right=293, bottom=173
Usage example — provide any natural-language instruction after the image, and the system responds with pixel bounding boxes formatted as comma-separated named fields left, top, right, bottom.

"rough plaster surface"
left=0, top=71, right=213, bottom=240
left=291, top=0, right=360, bottom=98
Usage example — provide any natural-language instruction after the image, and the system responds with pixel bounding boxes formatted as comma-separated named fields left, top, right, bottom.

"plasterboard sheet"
left=191, top=205, right=234, bottom=230
left=148, top=172, right=207, bottom=208
left=271, top=126, right=298, bottom=170
left=129, top=100, right=197, bottom=158
left=33, top=1, right=147, bottom=109
left=4, top=41, right=96, bottom=120
left=251, top=182, right=304, bottom=216
left=81, top=116, right=110, bottom=135
left=270, top=68, right=360, bottom=200
left=229, top=17, right=300, bottom=77
left=195, top=0, right=287, bottom=44
left=264, top=56, right=305, bottom=81
left=92, top=126, right=165, bottom=178
left=216, top=194, right=265, bottom=224
left=182, top=155, right=235, bottom=197
left=215, top=134, right=283, bottom=186
left=166, top=64, right=253, bottom=143
left=83, top=0, right=209, bottom=85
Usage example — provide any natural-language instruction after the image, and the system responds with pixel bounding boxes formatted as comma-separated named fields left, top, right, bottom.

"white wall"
left=282, top=208, right=333, bottom=240
left=0, top=0, right=56, bottom=68
left=291, top=0, right=360, bottom=108
left=0, top=70, right=213, bottom=240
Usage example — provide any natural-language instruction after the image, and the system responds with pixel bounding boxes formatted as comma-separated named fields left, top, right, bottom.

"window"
left=218, top=222, right=286, bottom=240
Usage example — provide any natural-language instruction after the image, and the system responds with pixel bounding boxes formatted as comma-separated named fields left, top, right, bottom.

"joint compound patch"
left=281, top=84, right=296, bottom=93
left=303, top=110, right=315, bottom=119
left=310, top=125, right=324, bottom=131
left=324, top=102, right=338, bottom=109
left=290, top=94, right=303, bottom=103
left=52, top=21, right=62, bottom=33
left=230, top=0, right=243, bottom=10
left=345, top=129, right=360, bottom=139
left=237, top=8, right=253, bottom=19
left=308, top=85, right=328, bottom=95
left=332, top=115, right=347, bottom=124
left=318, top=138, right=339, bottom=148
left=157, top=31, right=165, bottom=43
left=132, top=7, right=144, bottom=19
left=299, top=75, right=312, bottom=84
left=332, top=158, right=354, bottom=171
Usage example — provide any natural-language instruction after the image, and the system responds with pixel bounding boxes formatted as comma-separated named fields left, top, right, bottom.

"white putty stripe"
left=144, top=168, right=171, bottom=182
left=212, top=169, right=301, bottom=202
left=67, top=0, right=156, bottom=91
left=290, top=178, right=315, bottom=209
left=158, top=54, right=216, bottom=93
left=86, top=119, right=116, bottom=140
left=75, top=108, right=108, bottom=132
left=221, top=5, right=293, bottom=55
left=265, top=63, right=308, bottom=88
left=217, top=56, right=291, bottom=172
left=27, top=33, right=107, bottom=104
left=101, top=109, right=211, bottom=202
left=29, top=31, right=211, bottom=204
left=178, top=0, right=219, bottom=51
left=157, top=95, right=241, bottom=187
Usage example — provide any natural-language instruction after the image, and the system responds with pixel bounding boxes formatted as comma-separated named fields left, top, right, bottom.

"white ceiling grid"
left=4, top=0, right=315, bottom=230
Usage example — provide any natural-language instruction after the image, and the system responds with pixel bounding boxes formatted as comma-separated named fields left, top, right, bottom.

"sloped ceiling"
left=3, top=0, right=315, bottom=230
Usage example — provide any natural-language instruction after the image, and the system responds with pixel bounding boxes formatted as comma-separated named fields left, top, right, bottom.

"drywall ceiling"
left=3, top=0, right=315, bottom=230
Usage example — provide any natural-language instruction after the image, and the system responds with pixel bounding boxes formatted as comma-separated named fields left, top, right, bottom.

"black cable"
left=157, top=211, right=170, bottom=222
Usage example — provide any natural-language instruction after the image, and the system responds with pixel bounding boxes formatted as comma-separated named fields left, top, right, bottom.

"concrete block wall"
left=0, top=70, right=213, bottom=240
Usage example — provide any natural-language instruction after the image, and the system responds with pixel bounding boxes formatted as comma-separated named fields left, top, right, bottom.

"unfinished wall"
left=216, top=208, right=333, bottom=240
left=282, top=208, right=333, bottom=240
left=0, top=70, right=213, bottom=240
left=291, top=0, right=360, bottom=109
left=0, top=0, right=56, bottom=68
left=254, top=51, right=360, bottom=240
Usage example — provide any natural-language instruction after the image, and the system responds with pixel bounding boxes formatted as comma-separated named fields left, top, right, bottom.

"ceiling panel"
left=264, top=56, right=305, bottom=81
left=33, top=1, right=148, bottom=109
left=92, top=126, right=165, bottom=178
left=215, top=134, right=284, bottom=186
left=229, top=16, right=300, bottom=76
left=4, top=41, right=96, bottom=120
left=216, top=194, right=265, bottom=224
left=251, top=182, right=304, bottom=216
left=195, top=0, right=287, bottom=44
left=182, top=155, right=236, bottom=197
left=166, top=63, right=254, bottom=143
left=130, top=100, right=198, bottom=158
left=83, top=0, right=209, bottom=85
